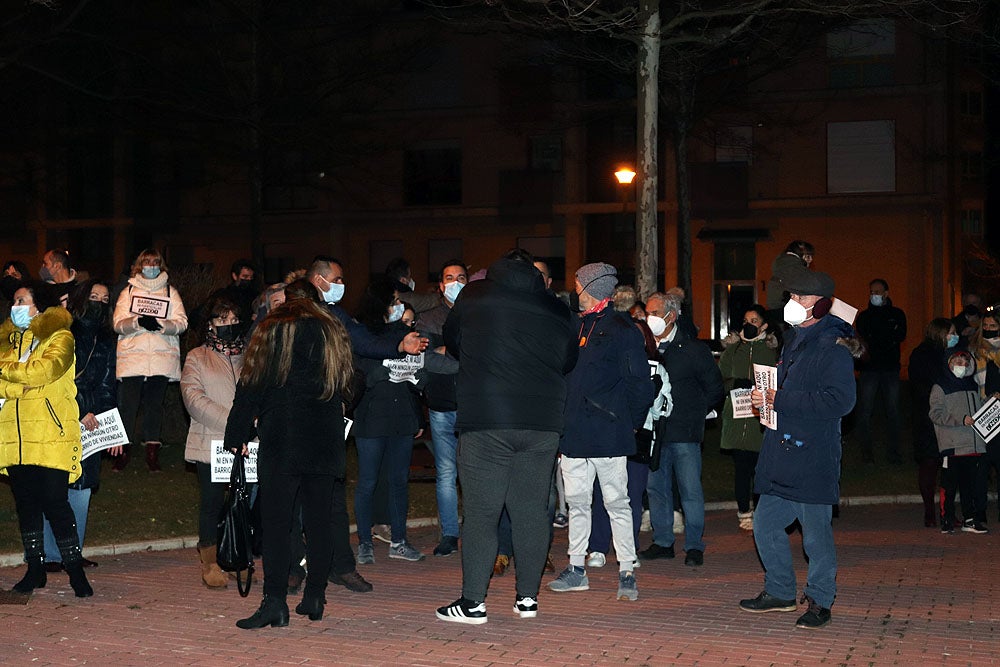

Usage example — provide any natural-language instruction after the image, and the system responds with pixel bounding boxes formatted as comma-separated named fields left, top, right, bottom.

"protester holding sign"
left=351, top=278, right=446, bottom=565
left=0, top=281, right=93, bottom=597
left=970, top=312, right=1000, bottom=524
left=112, top=249, right=188, bottom=472
left=930, top=350, right=988, bottom=534
left=718, top=305, right=778, bottom=532
left=181, top=294, right=245, bottom=589
left=42, top=280, right=121, bottom=572
left=224, top=289, right=354, bottom=630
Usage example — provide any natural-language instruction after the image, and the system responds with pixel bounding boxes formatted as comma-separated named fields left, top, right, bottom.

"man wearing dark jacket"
left=639, top=291, right=724, bottom=567
left=855, top=278, right=907, bottom=464
left=436, top=249, right=577, bottom=625
left=740, top=267, right=856, bottom=630
left=548, top=263, right=652, bottom=602
left=418, top=259, right=468, bottom=557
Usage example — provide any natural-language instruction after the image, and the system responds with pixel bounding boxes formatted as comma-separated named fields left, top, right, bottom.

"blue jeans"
left=354, top=436, right=414, bottom=544
left=428, top=410, right=460, bottom=538
left=856, top=370, right=902, bottom=461
left=753, top=494, right=836, bottom=608
left=647, top=441, right=705, bottom=552
left=43, top=487, right=91, bottom=563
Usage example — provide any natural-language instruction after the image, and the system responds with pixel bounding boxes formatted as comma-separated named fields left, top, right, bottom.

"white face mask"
left=321, top=280, right=345, bottom=304
left=870, top=294, right=885, bottom=307
left=647, top=315, right=667, bottom=337
left=443, top=280, right=464, bottom=303
left=783, top=299, right=811, bottom=327
left=952, top=365, right=969, bottom=379
left=407, top=278, right=415, bottom=291
left=387, top=303, right=405, bottom=323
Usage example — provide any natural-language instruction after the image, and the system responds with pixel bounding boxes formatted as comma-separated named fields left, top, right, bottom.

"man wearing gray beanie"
left=549, top=263, right=653, bottom=601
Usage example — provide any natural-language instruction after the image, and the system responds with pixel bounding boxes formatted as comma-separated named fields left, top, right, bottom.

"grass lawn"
left=0, top=389, right=921, bottom=554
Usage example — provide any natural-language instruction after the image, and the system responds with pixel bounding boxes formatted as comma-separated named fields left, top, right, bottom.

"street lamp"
left=614, top=167, right=636, bottom=186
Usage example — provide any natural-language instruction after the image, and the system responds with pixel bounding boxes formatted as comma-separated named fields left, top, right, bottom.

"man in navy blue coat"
left=548, top=263, right=652, bottom=602
left=740, top=267, right=857, bottom=630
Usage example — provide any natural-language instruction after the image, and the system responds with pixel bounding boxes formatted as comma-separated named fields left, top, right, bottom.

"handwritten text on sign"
left=752, top=363, right=778, bottom=431
left=130, top=295, right=170, bottom=318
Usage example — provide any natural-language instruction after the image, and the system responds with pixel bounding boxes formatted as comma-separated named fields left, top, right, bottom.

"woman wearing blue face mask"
left=908, top=317, right=957, bottom=527
left=112, top=248, right=188, bottom=472
left=350, top=278, right=430, bottom=565
left=0, top=281, right=94, bottom=597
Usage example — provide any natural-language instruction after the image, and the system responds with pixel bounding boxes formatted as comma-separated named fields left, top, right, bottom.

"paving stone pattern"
left=0, top=504, right=996, bottom=666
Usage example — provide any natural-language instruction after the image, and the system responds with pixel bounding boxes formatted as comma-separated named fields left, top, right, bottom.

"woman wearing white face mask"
left=112, top=248, right=188, bottom=472
left=0, top=281, right=93, bottom=597
left=929, top=350, right=987, bottom=534
left=718, top=305, right=779, bottom=531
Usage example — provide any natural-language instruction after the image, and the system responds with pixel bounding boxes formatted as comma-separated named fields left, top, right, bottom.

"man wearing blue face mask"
left=855, top=278, right=907, bottom=465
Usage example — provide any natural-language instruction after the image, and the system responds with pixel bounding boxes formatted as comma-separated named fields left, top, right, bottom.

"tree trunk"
left=635, top=1, right=660, bottom=299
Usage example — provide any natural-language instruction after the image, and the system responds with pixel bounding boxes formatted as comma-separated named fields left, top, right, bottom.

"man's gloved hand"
left=137, top=315, right=162, bottom=331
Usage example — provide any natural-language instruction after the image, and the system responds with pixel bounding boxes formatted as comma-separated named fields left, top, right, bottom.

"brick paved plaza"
left=0, top=503, right=996, bottom=666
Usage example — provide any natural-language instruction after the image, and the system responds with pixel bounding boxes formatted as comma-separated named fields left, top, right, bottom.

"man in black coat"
left=436, top=249, right=577, bottom=625
left=854, top=278, right=907, bottom=464
left=639, top=291, right=724, bottom=568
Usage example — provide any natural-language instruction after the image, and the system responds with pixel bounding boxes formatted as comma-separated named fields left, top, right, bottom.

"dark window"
left=961, top=152, right=983, bottom=181
left=404, top=144, right=461, bottom=206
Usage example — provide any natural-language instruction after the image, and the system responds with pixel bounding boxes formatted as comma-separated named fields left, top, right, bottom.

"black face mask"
left=237, top=279, right=253, bottom=290
left=983, top=330, right=999, bottom=340
left=85, top=301, right=109, bottom=323
left=214, top=324, right=238, bottom=342
left=741, top=323, right=760, bottom=339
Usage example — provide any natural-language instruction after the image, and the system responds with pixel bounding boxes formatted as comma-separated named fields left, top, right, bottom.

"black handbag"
left=216, top=454, right=255, bottom=597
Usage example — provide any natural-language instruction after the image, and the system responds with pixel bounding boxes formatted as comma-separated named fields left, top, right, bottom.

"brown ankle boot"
left=145, top=441, right=162, bottom=472
left=198, top=545, right=228, bottom=588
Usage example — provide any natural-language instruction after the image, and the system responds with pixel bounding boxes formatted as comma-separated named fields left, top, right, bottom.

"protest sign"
left=80, top=408, right=130, bottom=461
left=130, top=294, right=170, bottom=318
left=753, top=363, right=778, bottom=430
left=383, top=353, right=424, bottom=385
left=971, top=396, right=1000, bottom=444
left=731, top=388, right=755, bottom=419
left=830, top=298, right=858, bottom=325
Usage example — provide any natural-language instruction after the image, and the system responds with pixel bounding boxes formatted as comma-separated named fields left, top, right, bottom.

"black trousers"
left=941, top=455, right=978, bottom=524
left=118, top=375, right=169, bottom=443
left=732, top=449, right=759, bottom=514
left=8, top=465, right=81, bottom=560
left=258, top=469, right=335, bottom=600
left=195, top=462, right=227, bottom=546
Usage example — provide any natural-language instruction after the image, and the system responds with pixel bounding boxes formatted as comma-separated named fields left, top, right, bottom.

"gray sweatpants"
left=458, top=429, right=559, bottom=601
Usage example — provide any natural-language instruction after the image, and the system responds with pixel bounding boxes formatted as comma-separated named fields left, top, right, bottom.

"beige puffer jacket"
left=113, top=273, right=188, bottom=380
left=181, top=345, right=243, bottom=464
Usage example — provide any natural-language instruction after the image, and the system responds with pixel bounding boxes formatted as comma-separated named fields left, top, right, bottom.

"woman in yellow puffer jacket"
left=0, top=281, right=92, bottom=597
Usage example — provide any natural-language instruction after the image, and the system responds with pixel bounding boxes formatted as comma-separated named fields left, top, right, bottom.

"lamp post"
left=614, top=166, right=637, bottom=283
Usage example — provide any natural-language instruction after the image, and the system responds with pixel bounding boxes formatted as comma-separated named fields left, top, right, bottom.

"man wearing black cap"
left=740, top=266, right=858, bottom=629
left=549, top=263, right=652, bottom=601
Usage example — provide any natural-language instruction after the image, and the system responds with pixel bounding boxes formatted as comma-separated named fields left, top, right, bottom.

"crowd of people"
left=0, top=242, right=997, bottom=633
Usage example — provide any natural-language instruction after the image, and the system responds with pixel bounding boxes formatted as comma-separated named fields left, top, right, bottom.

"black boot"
left=236, top=595, right=290, bottom=629
left=294, top=592, right=326, bottom=621
left=13, top=532, right=46, bottom=594
left=112, top=444, right=130, bottom=472
left=59, top=540, right=93, bottom=598
left=145, top=441, right=162, bottom=472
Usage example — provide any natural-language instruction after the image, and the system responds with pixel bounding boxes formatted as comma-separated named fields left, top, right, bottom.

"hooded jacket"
left=443, top=257, right=577, bottom=434
left=0, top=307, right=82, bottom=483
left=561, top=305, right=653, bottom=458
left=72, top=309, right=118, bottom=489
left=719, top=334, right=778, bottom=453
left=929, top=359, right=985, bottom=458
left=113, top=273, right=188, bottom=380
left=754, top=314, right=857, bottom=504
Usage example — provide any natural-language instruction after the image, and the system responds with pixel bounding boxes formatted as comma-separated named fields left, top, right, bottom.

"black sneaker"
left=433, top=535, right=460, bottom=556
left=328, top=570, right=373, bottom=593
left=436, top=597, right=488, bottom=625
left=961, top=519, right=988, bottom=534
left=638, top=543, right=675, bottom=560
left=739, top=591, right=797, bottom=613
left=941, top=520, right=954, bottom=534
left=684, top=549, right=704, bottom=567
left=513, top=595, right=538, bottom=619
left=795, top=596, right=831, bottom=629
